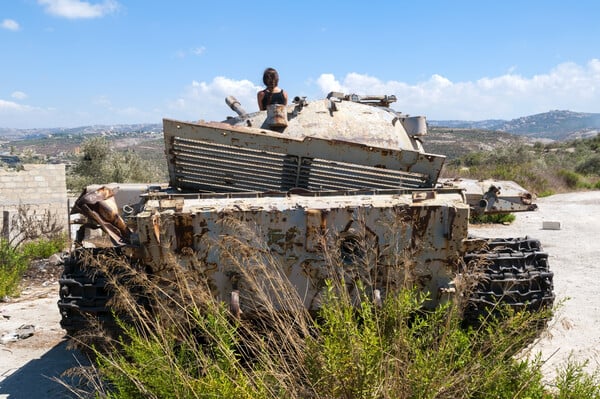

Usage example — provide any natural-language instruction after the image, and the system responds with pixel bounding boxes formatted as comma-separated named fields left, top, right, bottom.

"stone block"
left=542, top=221, right=561, bottom=230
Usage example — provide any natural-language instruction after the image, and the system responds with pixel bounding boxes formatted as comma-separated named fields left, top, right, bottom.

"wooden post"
left=1, top=210, right=9, bottom=241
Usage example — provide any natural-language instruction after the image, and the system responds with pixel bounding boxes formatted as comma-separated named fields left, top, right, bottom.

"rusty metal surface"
left=163, top=118, right=444, bottom=193
left=135, top=189, right=470, bottom=313
left=439, top=178, right=537, bottom=214
left=72, top=186, right=132, bottom=245
left=222, top=97, right=423, bottom=149
left=164, top=96, right=447, bottom=194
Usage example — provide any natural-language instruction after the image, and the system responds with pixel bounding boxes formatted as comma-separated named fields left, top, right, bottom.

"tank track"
left=58, top=248, right=123, bottom=337
left=462, top=236, right=555, bottom=324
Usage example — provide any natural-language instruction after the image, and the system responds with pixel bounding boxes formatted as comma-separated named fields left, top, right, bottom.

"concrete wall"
left=0, top=164, right=68, bottom=241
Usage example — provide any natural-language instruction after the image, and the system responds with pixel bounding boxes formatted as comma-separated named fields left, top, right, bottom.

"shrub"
left=0, top=205, right=68, bottom=298
left=67, top=136, right=163, bottom=191
left=576, top=155, right=600, bottom=176
left=558, top=170, right=583, bottom=189
left=470, top=213, right=516, bottom=224
left=538, top=189, right=556, bottom=198
left=20, top=234, right=67, bottom=259
left=0, top=239, right=28, bottom=298
left=553, top=359, right=600, bottom=398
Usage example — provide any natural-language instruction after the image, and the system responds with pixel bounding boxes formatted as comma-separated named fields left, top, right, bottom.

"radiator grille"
left=170, top=137, right=431, bottom=192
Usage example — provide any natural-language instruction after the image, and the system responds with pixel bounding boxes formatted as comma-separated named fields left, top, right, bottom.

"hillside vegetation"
left=430, top=110, right=600, bottom=141
left=435, top=132, right=600, bottom=196
left=66, top=136, right=166, bottom=192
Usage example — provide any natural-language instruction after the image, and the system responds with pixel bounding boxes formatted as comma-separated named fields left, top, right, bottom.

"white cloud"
left=0, top=94, right=154, bottom=128
left=316, top=74, right=343, bottom=93
left=0, top=99, right=28, bottom=111
left=0, top=99, right=60, bottom=129
left=38, top=0, right=120, bottom=19
left=92, top=95, right=112, bottom=107
left=174, top=46, right=207, bottom=59
left=0, top=99, right=41, bottom=118
left=315, top=59, right=600, bottom=120
left=191, top=46, right=206, bottom=56
left=1, top=19, right=20, bottom=31
left=168, top=76, right=261, bottom=121
left=11, top=91, right=28, bottom=100
left=5, top=59, right=600, bottom=129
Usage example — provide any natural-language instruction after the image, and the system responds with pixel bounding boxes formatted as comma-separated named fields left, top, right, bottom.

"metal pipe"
left=225, top=96, right=248, bottom=118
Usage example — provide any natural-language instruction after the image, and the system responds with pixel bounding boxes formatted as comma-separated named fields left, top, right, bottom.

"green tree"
left=67, top=136, right=161, bottom=191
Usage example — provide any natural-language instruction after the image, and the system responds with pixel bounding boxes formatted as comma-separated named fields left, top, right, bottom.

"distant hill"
left=3, top=110, right=599, bottom=142
left=0, top=123, right=162, bottom=141
left=424, top=127, right=528, bottom=160
left=430, top=110, right=600, bottom=141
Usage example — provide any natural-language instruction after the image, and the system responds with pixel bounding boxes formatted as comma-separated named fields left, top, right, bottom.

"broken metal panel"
left=163, top=118, right=445, bottom=193
left=439, top=178, right=538, bottom=214
left=72, top=186, right=132, bottom=246
left=136, top=189, right=470, bottom=312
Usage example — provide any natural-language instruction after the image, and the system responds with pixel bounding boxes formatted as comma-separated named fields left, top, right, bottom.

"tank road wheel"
left=463, top=236, right=555, bottom=325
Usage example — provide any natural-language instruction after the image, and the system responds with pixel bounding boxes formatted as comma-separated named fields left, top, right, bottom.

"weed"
left=0, top=206, right=66, bottom=297
left=558, top=170, right=583, bottom=189
left=553, top=358, right=600, bottom=399
left=470, top=213, right=516, bottom=224
left=20, top=234, right=68, bottom=259
left=0, top=239, right=28, bottom=297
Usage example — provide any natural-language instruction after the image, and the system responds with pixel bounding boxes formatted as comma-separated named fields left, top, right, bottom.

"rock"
left=0, top=324, right=35, bottom=345
left=542, top=220, right=561, bottom=230
left=48, top=253, right=64, bottom=266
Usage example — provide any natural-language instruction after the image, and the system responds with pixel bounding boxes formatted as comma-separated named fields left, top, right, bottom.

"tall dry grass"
left=59, top=215, right=599, bottom=399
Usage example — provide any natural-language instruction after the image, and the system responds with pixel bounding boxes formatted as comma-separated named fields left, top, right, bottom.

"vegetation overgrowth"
left=0, top=239, right=28, bottom=298
left=441, top=134, right=600, bottom=197
left=0, top=206, right=66, bottom=297
left=62, top=222, right=600, bottom=399
left=0, top=234, right=66, bottom=297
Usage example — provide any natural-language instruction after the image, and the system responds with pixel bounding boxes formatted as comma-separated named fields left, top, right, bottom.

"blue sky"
left=1, top=0, right=600, bottom=129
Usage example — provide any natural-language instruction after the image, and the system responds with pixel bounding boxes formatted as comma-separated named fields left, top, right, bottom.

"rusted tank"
left=58, top=93, right=554, bottom=334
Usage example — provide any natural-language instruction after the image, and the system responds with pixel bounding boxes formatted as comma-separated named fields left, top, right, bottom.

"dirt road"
left=1, top=191, right=599, bottom=397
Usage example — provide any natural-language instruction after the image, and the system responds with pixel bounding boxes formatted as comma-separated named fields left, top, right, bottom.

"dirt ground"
left=0, top=261, right=87, bottom=399
left=0, top=191, right=599, bottom=397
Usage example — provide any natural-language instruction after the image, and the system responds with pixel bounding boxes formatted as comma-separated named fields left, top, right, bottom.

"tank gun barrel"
left=225, top=96, right=248, bottom=118
left=326, top=92, right=397, bottom=107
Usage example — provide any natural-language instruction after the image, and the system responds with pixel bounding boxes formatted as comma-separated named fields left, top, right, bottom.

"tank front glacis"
left=135, top=189, right=470, bottom=314
left=58, top=93, right=554, bottom=335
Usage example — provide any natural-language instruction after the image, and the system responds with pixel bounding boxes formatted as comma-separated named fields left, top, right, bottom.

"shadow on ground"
left=0, top=340, right=90, bottom=399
